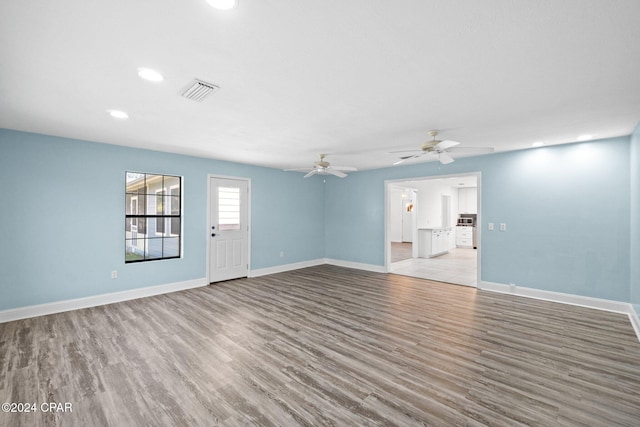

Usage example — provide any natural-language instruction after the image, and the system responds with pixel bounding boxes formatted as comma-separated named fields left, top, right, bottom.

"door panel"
left=232, top=240, right=243, bottom=267
left=215, top=241, right=227, bottom=269
left=209, top=177, right=249, bottom=282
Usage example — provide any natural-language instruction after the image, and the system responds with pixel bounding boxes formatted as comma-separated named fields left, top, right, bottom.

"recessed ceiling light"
left=577, top=134, right=593, bottom=141
left=137, top=68, right=164, bottom=82
left=531, top=141, right=545, bottom=147
left=206, top=0, right=237, bottom=10
left=108, top=110, right=129, bottom=119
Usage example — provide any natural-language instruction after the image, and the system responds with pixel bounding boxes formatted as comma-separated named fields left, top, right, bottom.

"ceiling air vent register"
left=181, top=79, right=220, bottom=102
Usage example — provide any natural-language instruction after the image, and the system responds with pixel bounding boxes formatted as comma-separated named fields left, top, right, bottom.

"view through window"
left=125, top=172, right=182, bottom=262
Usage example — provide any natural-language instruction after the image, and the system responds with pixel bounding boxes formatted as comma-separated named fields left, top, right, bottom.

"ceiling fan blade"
left=394, top=153, right=424, bottom=165
left=388, top=149, right=423, bottom=154
left=447, top=146, right=494, bottom=154
left=331, top=166, right=358, bottom=171
left=303, top=170, right=318, bottom=178
left=284, top=167, right=314, bottom=172
left=327, top=168, right=347, bottom=178
left=439, top=152, right=455, bottom=164
left=435, top=140, right=460, bottom=150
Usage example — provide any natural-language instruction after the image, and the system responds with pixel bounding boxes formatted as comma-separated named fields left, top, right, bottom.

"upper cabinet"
left=458, top=187, right=477, bottom=214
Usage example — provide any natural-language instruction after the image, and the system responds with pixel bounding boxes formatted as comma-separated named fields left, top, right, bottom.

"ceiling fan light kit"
left=285, top=154, right=357, bottom=178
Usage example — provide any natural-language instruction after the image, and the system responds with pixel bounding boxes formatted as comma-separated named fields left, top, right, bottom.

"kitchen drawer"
left=456, top=238, right=472, bottom=247
left=457, top=229, right=472, bottom=238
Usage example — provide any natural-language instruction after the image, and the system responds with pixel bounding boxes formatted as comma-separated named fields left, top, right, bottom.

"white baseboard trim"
left=629, top=306, right=640, bottom=341
left=0, top=277, right=207, bottom=324
left=480, top=281, right=640, bottom=342
left=0, top=257, right=381, bottom=323
left=249, top=259, right=326, bottom=278
left=325, top=258, right=386, bottom=273
left=7, top=266, right=637, bottom=344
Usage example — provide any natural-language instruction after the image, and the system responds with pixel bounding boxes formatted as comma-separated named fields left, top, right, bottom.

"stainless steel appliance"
left=457, top=213, right=476, bottom=226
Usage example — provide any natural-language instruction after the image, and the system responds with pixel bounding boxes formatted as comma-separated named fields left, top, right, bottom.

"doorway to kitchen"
left=384, top=173, right=480, bottom=287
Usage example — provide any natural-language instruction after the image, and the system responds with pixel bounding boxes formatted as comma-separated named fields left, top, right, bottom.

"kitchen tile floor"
left=390, top=247, right=477, bottom=287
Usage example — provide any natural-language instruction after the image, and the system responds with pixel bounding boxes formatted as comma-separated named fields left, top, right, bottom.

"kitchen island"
left=417, top=227, right=453, bottom=258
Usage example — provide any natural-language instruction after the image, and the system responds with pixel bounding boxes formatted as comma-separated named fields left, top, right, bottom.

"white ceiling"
left=1, top=1, right=639, bottom=171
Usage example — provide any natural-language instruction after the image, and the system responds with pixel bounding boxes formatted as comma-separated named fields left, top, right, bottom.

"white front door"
left=209, top=176, right=249, bottom=283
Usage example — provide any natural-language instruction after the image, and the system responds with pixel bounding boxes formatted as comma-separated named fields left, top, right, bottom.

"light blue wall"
left=630, top=122, right=640, bottom=316
left=0, top=129, right=325, bottom=310
left=1, top=128, right=635, bottom=311
left=326, top=136, right=631, bottom=302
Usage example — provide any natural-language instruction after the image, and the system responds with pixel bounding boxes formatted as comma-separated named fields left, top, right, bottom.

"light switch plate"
left=488, top=223, right=494, bottom=230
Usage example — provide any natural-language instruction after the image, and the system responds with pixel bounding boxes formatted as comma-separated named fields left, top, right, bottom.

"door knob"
left=211, top=233, right=216, bottom=237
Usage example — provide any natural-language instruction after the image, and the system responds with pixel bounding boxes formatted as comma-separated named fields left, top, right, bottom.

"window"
left=156, top=189, right=165, bottom=234
left=125, top=172, right=182, bottom=262
left=218, top=187, right=240, bottom=230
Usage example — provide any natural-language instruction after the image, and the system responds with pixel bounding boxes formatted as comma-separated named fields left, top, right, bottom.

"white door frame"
left=207, top=174, right=252, bottom=283
left=384, top=171, right=482, bottom=288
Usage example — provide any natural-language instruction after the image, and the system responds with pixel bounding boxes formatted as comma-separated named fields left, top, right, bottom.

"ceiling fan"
left=285, top=154, right=358, bottom=178
left=391, top=130, right=493, bottom=165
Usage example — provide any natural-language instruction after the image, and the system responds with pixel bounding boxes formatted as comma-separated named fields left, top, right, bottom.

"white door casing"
left=209, top=176, right=250, bottom=283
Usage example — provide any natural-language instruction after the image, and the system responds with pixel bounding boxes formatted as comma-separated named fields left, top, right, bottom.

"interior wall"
left=630, top=122, right=640, bottom=315
left=0, top=129, right=326, bottom=311
left=413, top=180, right=458, bottom=229
left=1, top=128, right=635, bottom=312
left=388, top=188, right=403, bottom=242
left=326, top=136, right=632, bottom=302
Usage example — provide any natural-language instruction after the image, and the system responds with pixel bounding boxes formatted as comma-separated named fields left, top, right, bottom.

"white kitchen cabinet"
left=418, top=228, right=451, bottom=258
left=458, top=187, right=477, bottom=214
left=456, top=226, right=474, bottom=248
left=444, top=227, right=454, bottom=250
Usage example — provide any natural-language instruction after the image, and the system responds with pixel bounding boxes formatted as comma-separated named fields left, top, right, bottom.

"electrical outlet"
left=280, top=251, right=284, bottom=258
left=509, top=283, right=516, bottom=292
left=111, top=270, right=118, bottom=279
left=488, top=223, right=494, bottom=231
left=499, top=223, right=507, bottom=231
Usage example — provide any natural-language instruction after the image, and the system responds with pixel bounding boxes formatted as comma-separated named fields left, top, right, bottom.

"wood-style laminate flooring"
left=1, top=265, right=640, bottom=426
